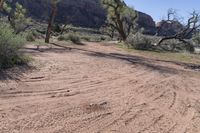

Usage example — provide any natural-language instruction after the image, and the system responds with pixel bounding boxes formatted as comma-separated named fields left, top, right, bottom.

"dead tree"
left=156, top=8, right=181, bottom=36
left=157, top=11, right=200, bottom=47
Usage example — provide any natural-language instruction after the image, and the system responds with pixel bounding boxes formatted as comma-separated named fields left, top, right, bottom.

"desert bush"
left=32, top=30, right=41, bottom=38
left=126, top=33, right=156, bottom=50
left=192, top=33, right=200, bottom=47
left=81, top=36, right=91, bottom=41
left=0, top=23, right=26, bottom=69
left=62, top=25, right=100, bottom=35
left=160, top=39, right=180, bottom=51
left=58, top=33, right=81, bottom=44
left=160, top=39, right=194, bottom=52
left=80, top=34, right=111, bottom=42
left=25, top=30, right=42, bottom=42
left=28, top=30, right=44, bottom=40
left=100, top=36, right=106, bottom=41
left=26, top=31, right=35, bottom=42
left=53, top=24, right=62, bottom=33
left=58, top=35, right=66, bottom=41
left=126, top=33, right=194, bottom=52
left=68, top=33, right=80, bottom=43
left=89, top=35, right=101, bottom=42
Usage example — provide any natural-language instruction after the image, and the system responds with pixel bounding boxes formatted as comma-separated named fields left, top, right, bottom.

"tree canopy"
left=102, top=0, right=137, bottom=41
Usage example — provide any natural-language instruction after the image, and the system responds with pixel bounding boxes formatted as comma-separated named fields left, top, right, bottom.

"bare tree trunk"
left=109, top=29, right=115, bottom=38
left=109, top=6, right=127, bottom=41
left=115, top=10, right=127, bottom=41
left=158, top=36, right=176, bottom=45
left=45, top=0, right=57, bottom=43
left=118, top=23, right=127, bottom=41
left=0, top=0, right=4, bottom=11
left=60, top=24, right=67, bottom=35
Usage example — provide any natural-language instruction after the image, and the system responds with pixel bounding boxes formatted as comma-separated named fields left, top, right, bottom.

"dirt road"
left=1, top=42, right=200, bottom=133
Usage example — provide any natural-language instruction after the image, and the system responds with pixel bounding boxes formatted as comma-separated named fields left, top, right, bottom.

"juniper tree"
left=9, top=2, right=31, bottom=34
left=102, top=0, right=137, bottom=41
left=0, top=1, right=30, bottom=34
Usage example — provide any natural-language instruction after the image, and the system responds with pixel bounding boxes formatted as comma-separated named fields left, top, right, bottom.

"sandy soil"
left=1, top=42, right=200, bottom=133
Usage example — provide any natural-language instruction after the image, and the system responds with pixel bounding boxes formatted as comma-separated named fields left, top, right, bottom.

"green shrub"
left=53, top=24, right=62, bottom=33
left=58, top=33, right=81, bottom=44
left=26, top=31, right=35, bottom=42
left=160, top=39, right=194, bottom=52
left=126, top=33, right=156, bottom=50
left=25, top=30, right=42, bottom=42
left=192, top=33, right=200, bottom=47
left=80, top=35, right=110, bottom=42
left=100, top=36, right=106, bottom=41
left=68, top=33, right=80, bottom=43
left=0, top=23, right=26, bottom=69
left=32, top=30, right=41, bottom=38
left=81, top=36, right=90, bottom=41
left=58, top=35, right=66, bottom=41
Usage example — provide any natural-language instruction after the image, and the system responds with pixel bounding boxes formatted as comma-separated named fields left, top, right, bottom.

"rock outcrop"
left=136, top=11, right=157, bottom=35
left=156, top=20, right=184, bottom=36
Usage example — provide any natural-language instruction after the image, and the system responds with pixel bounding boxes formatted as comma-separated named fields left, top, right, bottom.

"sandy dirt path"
left=0, top=42, right=200, bottom=133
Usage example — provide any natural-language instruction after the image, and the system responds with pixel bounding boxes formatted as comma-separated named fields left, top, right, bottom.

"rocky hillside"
left=11, top=0, right=106, bottom=28
left=9, top=0, right=164, bottom=36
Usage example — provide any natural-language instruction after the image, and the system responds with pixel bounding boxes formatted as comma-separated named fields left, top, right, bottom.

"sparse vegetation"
left=58, top=33, right=81, bottom=44
left=26, top=31, right=35, bottom=42
left=118, top=42, right=200, bottom=64
left=126, top=33, right=156, bottom=50
left=126, top=33, right=195, bottom=52
left=81, top=36, right=91, bottom=41
left=192, top=33, right=200, bottom=47
left=67, top=33, right=81, bottom=44
left=57, top=25, right=112, bottom=43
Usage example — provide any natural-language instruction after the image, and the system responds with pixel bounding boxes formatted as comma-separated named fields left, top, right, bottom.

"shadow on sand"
left=0, top=64, right=35, bottom=81
left=1, top=42, right=199, bottom=81
left=33, top=42, right=198, bottom=74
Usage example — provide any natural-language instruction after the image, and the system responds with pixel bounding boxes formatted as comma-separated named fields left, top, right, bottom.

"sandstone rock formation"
left=136, top=11, right=157, bottom=35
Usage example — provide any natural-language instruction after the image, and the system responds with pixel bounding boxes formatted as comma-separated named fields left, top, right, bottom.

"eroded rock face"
left=156, top=20, right=184, bottom=36
left=136, top=11, right=157, bottom=35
